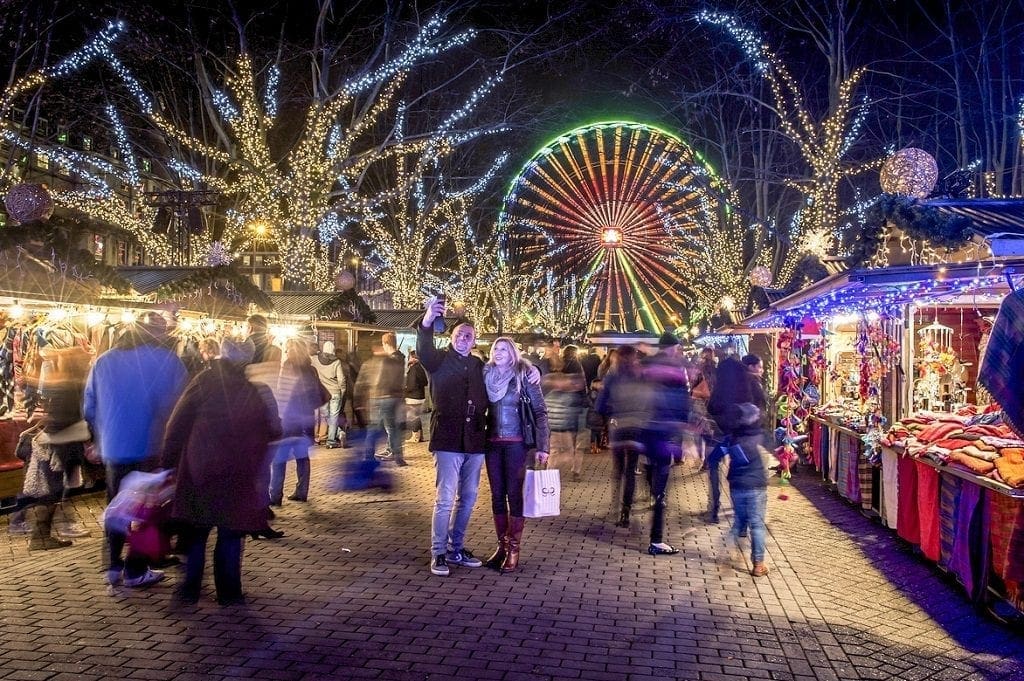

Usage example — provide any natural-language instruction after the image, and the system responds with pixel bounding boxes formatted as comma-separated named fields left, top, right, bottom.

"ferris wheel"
left=498, top=121, right=731, bottom=333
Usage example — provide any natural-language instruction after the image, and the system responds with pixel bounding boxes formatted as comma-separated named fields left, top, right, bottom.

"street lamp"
left=350, top=256, right=360, bottom=289
left=249, top=220, right=270, bottom=280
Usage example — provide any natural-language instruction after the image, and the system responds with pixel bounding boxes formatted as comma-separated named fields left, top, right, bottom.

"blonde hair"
left=487, top=337, right=528, bottom=392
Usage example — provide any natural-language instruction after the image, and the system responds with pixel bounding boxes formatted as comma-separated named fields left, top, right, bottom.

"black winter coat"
left=416, top=324, right=488, bottom=453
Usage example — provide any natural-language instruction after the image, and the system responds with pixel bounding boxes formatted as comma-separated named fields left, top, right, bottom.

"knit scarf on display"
left=485, top=365, right=516, bottom=403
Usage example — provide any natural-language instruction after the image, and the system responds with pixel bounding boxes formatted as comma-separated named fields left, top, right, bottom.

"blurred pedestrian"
left=541, top=363, right=586, bottom=481
left=198, top=337, right=220, bottom=371
left=246, top=314, right=271, bottom=363
left=580, top=347, right=600, bottom=388
left=482, top=338, right=548, bottom=573
left=596, top=345, right=650, bottom=528
left=313, top=341, right=346, bottom=448
left=160, top=338, right=282, bottom=605
left=15, top=345, right=93, bottom=549
left=708, top=352, right=769, bottom=577
left=404, top=350, right=428, bottom=444
left=84, top=311, right=188, bottom=588
left=269, top=338, right=328, bottom=505
left=354, top=332, right=407, bottom=465
left=638, top=332, right=690, bottom=555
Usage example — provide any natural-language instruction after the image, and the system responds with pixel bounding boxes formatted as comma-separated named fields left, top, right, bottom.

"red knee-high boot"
left=501, top=517, right=525, bottom=573
left=484, top=514, right=509, bottom=570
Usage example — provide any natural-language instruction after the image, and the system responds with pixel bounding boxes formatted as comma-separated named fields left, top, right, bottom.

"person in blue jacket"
left=84, top=311, right=188, bottom=588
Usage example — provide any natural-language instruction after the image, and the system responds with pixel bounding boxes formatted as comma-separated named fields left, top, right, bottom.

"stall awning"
left=927, top=198, right=1024, bottom=238
left=267, top=293, right=338, bottom=319
left=740, top=259, right=1024, bottom=328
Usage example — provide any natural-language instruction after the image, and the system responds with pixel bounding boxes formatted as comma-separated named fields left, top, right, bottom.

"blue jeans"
left=269, top=437, right=312, bottom=503
left=731, top=487, right=768, bottom=563
left=705, top=440, right=726, bottom=518
left=373, top=397, right=404, bottom=464
left=320, top=393, right=343, bottom=443
left=431, top=450, right=484, bottom=556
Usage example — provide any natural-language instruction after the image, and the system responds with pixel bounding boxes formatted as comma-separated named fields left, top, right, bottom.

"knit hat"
left=658, top=331, right=680, bottom=348
left=322, top=341, right=335, bottom=355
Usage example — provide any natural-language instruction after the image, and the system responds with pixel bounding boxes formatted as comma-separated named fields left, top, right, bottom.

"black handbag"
left=519, top=389, right=538, bottom=449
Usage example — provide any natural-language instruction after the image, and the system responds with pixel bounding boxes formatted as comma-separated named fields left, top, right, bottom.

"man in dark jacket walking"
left=417, top=297, right=488, bottom=576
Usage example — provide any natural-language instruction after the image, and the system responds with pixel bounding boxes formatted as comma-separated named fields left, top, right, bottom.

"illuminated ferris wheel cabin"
left=499, top=121, right=730, bottom=333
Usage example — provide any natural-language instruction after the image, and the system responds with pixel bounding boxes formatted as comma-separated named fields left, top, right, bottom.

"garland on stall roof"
left=0, top=222, right=132, bottom=293
left=152, top=266, right=273, bottom=310
left=316, top=289, right=376, bottom=324
left=848, top=194, right=973, bottom=267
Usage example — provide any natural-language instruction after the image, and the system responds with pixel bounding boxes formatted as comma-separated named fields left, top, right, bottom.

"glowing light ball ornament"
left=335, top=271, right=356, bottom=291
left=4, top=183, right=54, bottom=223
left=880, top=148, right=938, bottom=199
left=748, top=265, right=773, bottom=288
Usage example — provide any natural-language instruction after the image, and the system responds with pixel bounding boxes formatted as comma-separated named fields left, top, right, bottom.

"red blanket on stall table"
left=897, top=455, right=921, bottom=545
left=915, top=460, right=942, bottom=562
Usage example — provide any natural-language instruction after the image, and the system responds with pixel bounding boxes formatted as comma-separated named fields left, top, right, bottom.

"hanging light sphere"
left=879, top=148, right=938, bottom=198
left=720, top=295, right=737, bottom=311
left=748, top=265, right=773, bottom=288
left=335, top=271, right=356, bottom=291
left=4, top=183, right=54, bottom=223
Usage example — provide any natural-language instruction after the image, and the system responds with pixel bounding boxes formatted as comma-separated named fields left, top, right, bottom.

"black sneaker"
left=447, top=548, right=483, bottom=568
left=430, top=554, right=450, bottom=576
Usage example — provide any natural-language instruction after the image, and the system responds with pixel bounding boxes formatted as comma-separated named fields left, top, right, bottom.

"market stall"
left=0, top=263, right=275, bottom=508
left=738, top=257, right=1024, bottom=617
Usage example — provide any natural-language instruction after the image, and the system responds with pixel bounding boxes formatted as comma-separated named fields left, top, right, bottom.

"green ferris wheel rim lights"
left=498, top=120, right=725, bottom=224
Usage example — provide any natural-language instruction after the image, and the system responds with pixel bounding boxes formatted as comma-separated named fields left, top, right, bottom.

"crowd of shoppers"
left=9, top=301, right=775, bottom=604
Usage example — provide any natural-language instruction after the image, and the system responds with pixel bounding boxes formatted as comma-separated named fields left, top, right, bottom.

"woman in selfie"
left=482, top=338, right=549, bottom=573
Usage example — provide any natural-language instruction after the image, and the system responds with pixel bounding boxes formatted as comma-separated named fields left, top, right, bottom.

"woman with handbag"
left=482, top=338, right=549, bottom=573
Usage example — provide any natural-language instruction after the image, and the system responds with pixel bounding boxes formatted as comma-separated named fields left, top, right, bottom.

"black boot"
left=483, top=514, right=509, bottom=570
left=616, top=505, right=630, bottom=528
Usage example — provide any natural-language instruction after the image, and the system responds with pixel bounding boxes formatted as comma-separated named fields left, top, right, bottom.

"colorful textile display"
left=916, top=460, right=942, bottom=562
left=979, top=289, right=1024, bottom=437
left=938, top=475, right=961, bottom=570
left=995, top=448, right=1024, bottom=488
left=947, top=483, right=989, bottom=603
left=988, top=492, right=1024, bottom=610
left=880, top=447, right=899, bottom=530
left=897, top=455, right=921, bottom=545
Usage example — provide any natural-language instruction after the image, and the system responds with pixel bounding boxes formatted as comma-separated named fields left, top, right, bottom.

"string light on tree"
left=1, top=15, right=507, bottom=293
left=699, top=11, right=881, bottom=279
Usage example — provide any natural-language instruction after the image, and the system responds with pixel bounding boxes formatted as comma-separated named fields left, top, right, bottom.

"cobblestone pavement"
left=1, top=444, right=1023, bottom=680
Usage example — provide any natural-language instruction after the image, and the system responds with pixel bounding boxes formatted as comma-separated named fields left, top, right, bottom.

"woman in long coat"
left=160, top=338, right=281, bottom=605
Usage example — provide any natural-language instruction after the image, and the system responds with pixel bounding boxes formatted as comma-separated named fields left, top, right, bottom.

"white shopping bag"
left=523, top=468, right=560, bottom=518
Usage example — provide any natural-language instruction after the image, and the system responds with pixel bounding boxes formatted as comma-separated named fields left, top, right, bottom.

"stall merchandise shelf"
left=881, top=446, right=1024, bottom=499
